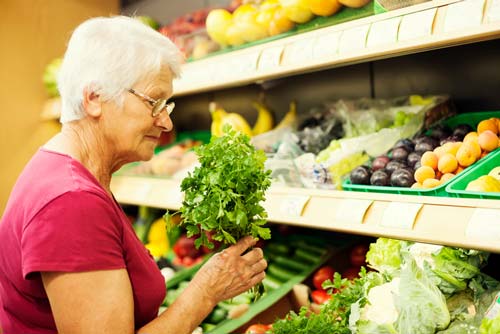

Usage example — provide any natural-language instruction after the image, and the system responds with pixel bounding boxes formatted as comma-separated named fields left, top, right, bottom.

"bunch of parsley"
left=169, top=125, right=272, bottom=250
left=272, top=268, right=370, bottom=334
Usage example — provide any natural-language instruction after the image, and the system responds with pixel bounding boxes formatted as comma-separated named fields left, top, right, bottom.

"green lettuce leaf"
left=396, top=258, right=450, bottom=334
left=366, top=238, right=409, bottom=279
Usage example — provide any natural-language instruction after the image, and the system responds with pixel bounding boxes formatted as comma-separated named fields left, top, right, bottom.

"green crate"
left=445, top=148, right=500, bottom=199
left=342, top=111, right=500, bottom=197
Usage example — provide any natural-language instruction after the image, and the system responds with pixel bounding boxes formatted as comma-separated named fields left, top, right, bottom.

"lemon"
left=488, top=166, right=500, bottom=181
left=206, top=9, right=233, bottom=46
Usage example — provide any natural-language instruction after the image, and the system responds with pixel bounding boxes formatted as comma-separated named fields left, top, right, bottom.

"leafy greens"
left=169, top=125, right=272, bottom=249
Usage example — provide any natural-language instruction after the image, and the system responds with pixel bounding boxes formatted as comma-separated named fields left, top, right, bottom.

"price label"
left=237, top=52, right=260, bottom=75
left=258, top=46, right=284, bottom=71
left=399, top=8, right=437, bottom=41
left=465, top=208, right=500, bottom=241
left=136, top=183, right=153, bottom=201
left=334, top=199, right=373, bottom=224
left=279, top=195, right=311, bottom=217
left=367, top=17, right=401, bottom=48
left=313, top=31, right=341, bottom=59
left=487, top=0, right=500, bottom=22
left=380, top=202, right=423, bottom=230
left=283, top=38, right=315, bottom=65
left=339, top=24, right=370, bottom=54
left=444, top=0, right=486, bottom=33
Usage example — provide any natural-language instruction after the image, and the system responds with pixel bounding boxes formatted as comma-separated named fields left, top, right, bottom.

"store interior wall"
left=0, top=0, right=119, bottom=215
left=171, top=40, right=500, bottom=132
left=121, top=0, right=230, bottom=24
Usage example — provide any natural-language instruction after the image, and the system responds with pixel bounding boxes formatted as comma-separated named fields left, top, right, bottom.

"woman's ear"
left=82, top=87, right=102, bottom=118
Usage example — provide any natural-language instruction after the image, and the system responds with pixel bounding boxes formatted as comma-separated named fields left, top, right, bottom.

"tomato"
left=342, top=267, right=360, bottom=280
left=313, top=265, right=335, bottom=290
left=311, top=289, right=332, bottom=304
left=173, top=235, right=200, bottom=259
left=245, top=324, right=272, bottom=333
left=350, top=244, right=369, bottom=267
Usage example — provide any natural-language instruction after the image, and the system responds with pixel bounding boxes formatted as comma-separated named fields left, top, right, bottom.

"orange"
left=438, top=153, right=458, bottom=174
left=478, top=130, right=498, bottom=152
left=463, top=131, right=478, bottom=143
left=456, top=144, right=477, bottom=167
left=305, top=0, right=342, bottom=16
left=433, top=146, right=446, bottom=159
left=411, top=182, right=423, bottom=189
left=268, top=6, right=295, bottom=35
left=442, top=142, right=462, bottom=156
left=414, top=165, right=435, bottom=184
left=477, top=119, right=498, bottom=135
left=456, top=165, right=465, bottom=174
left=421, top=151, right=438, bottom=170
left=422, top=178, right=441, bottom=189
left=440, top=173, right=455, bottom=183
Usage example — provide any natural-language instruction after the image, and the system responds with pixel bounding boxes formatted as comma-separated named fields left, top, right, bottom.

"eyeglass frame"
left=128, top=88, right=175, bottom=117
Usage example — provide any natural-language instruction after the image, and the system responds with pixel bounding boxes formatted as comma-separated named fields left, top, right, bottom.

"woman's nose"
left=155, top=110, right=174, bottom=132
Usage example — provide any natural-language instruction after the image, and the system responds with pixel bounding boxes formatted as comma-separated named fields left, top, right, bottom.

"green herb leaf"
left=178, top=126, right=272, bottom=247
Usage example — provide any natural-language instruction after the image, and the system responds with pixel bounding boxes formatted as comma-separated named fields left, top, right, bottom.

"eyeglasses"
left=128, top=88, right=175, bottom=117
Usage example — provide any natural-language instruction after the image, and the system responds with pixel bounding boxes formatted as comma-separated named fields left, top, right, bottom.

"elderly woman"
left=0, top=16, right=267, bottom=334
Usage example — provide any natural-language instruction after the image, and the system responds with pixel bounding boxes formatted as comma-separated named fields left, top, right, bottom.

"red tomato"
left=245, top=324, right=272, bottom=334
left=350, top=244, right=369, bottom=267
left=173, top=236, right=200, bottom=259
left=342, top=267, right=360, bottom=280
left=311, top=290, right=332, bottom=304
left=313, top=266, right=335, bottom=290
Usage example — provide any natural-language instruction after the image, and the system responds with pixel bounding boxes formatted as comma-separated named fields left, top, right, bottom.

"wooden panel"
left=0, top=0, right=119, bottom=214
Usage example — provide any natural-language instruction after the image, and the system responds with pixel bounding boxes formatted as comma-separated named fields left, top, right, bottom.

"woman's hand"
left=190, top=236, right=267, bottom=306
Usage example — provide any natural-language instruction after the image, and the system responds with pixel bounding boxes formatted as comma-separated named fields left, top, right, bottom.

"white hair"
left=58, top=16, right=183, bottom=123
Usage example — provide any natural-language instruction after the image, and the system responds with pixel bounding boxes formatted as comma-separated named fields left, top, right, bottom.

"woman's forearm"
left=137, top=280, right=216, bottom=334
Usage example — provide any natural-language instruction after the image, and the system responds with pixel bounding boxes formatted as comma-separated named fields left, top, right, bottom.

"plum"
left=372, top=155, right=390, bottom=171
left=428, top=125, right=451, bottom=140
left=453, top=124, right=473, bottom=138
left=370, top=169, right=390, bottom=186
left=394, top=138, right=415, bottom=152
left=407, top=152, right=422, bottom=167
left=440, top=135, right=463, bottom=146
left=386, top=160, right=407, bottom=175
left=350, top=166, right=371, bottom=185
left=414, top=160, right=422, bottom=170
left=392, top=147, right=410, bottom=161
left=390, top=168, right=415, bottom=187
left=415, top=137, right=438, bottom=153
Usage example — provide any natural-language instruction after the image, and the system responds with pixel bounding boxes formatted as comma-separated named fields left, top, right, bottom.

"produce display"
left=251, top=95, right=449, bottom=189
left=124, top=140, right=201, bottom=178
left=347, top=113, right=500, bottom=195
left=162, top=230, right=336, bottom=334
left=268, top=237, right=500, bottom=334
left=205, top=0, right=375, bottom=49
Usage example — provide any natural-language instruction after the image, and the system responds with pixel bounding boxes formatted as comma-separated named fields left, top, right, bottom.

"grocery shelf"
left=173, top=0, right=500, bottom=97
left=111, top=175, right=500, bottom=253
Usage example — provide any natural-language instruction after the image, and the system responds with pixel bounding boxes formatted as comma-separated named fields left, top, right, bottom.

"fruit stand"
left=33, top=0, right=500, bottom=332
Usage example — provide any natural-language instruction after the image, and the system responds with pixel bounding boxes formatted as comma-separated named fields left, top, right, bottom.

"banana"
left=274, top=100, right=297, bottom=130
left=209, top=102, right=253, bottom=137
left=252, top=101, right=274, bottom=135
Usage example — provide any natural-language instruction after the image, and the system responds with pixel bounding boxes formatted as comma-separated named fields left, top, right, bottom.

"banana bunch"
left=210, top=102, right=253, bottom=137
left=252, top=101, right=274, bottom=135
left=210, top=101, right=275, bottom=137
left=274, top=100, right=297, bottom=130
left=210, top=99, right=297, bottom=137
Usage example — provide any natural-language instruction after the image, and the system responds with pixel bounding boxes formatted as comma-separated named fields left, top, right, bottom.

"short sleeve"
left=21, top=191, right=126, bottom=279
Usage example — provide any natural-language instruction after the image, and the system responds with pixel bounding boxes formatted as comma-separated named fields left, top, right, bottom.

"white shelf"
left=173, top=0, right=500, bottom=97
left=111, top=175, right=500, bottom=253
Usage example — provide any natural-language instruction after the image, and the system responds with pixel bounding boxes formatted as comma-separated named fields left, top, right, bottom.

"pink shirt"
left=0, top=149, right=166, bottom=333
